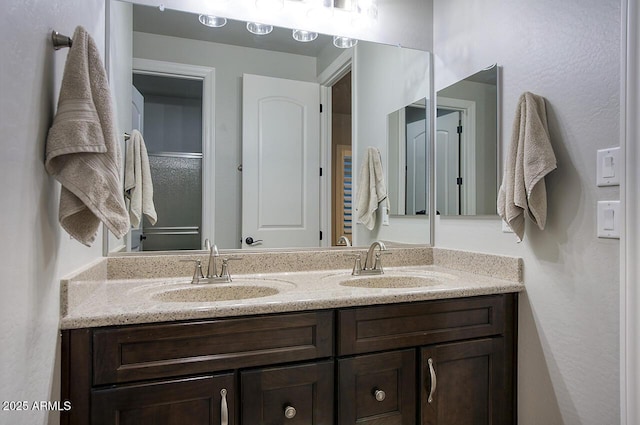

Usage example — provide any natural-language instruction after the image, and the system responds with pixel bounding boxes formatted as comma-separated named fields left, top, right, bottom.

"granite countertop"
left=60, top=256, right=524, bottom=329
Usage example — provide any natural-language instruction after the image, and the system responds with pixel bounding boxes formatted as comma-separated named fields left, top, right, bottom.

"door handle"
left=427, top=357, right=437, bottom=403
left=220, top=389, right=228, bottom=425
left=245, top=237, right=263, bottom=245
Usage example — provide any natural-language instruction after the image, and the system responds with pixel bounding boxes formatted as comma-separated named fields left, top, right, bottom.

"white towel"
left=497, top=92, right=557, bottom=242
left=124, top=130, right=157, bottom=228
left=356, top=147, right=390, bottom=230
left=45, top=26, right=129, bottom=246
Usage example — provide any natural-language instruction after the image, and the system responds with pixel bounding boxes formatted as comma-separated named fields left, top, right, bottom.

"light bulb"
left=333, top=36, right=358, bottom=48
left=198, top=15, right=227, bottom=28
left=292, top=29, right=318, bottom=42
left=247, top=22, right=274, bottom=35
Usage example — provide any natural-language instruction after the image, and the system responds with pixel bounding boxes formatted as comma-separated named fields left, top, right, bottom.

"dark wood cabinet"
left=91, top=374, right=234, bottom=425
left=241, top=361, right=334, bottom=424
left=62, top=294, right=517, bottom=425
left=420, top=338, right=509, bottom=425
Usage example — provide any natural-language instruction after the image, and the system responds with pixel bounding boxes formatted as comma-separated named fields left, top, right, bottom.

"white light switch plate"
left=596, top=147, right=620, bottom=186
left=597, top=200, right=621, bottom=239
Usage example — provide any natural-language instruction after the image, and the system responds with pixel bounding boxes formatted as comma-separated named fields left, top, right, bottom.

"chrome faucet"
left=206, top=244, right=219, bottom=279
left=181, top=244, right=242, bottom=284
left=337, top=235, right=351, bottom=246
left=352, top=241, right=388, bottom=275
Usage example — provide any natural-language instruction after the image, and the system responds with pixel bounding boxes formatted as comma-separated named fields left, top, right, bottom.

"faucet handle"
left=220, top=257, right=242, bottom=281
left=180, top=259, right=205, bottom=284
left=351, top=254, right=362, bottom=276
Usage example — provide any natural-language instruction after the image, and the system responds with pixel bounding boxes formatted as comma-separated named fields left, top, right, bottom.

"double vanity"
left=60, top=246, right=523, bottom=425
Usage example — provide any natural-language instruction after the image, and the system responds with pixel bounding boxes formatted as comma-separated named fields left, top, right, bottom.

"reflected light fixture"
left=198, top=14, right=227, bottom=28
left=292, top=29, right=318, bottom=42
left=333, top=36, right=358, bottom=48
left=247, top=22, right=274, bottom=35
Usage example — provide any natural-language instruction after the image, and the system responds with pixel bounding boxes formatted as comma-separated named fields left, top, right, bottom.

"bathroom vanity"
left=59, top=248, right=522, bottom=425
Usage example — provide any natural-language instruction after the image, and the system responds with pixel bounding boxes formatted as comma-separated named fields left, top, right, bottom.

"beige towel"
left=497, top=92, right=557, bottom=241
left=124, top=130, right=157, bottom=228
left=45, top=26, right=129, bottom=246
left=356, top=147, right=390, bottom=230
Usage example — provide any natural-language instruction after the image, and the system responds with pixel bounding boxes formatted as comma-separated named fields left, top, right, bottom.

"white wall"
left=0, top=1, right=105, bottom=424
left=133, top=32, right=318, bottom=248
left=352, top=42, right=430, bottom=246
left=433, top=0, right=621, bottom=424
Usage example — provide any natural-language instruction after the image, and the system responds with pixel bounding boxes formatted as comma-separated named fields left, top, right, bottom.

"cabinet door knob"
left=284, top=405, right=297, bottom=419
left=374, top=389, right=386, bottom=402
left=427, top=358, right=437, bottom=403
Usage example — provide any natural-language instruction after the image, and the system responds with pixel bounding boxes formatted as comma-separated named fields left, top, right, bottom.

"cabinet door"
left=338, top=349, right=416, bottom=425
left=92, top=374, right=234, bottom=425
left=421, top=338, right=509, bottom=425
left=241, top=361, right=333, bottom=424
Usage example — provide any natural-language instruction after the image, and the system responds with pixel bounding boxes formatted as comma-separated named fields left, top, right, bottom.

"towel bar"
left=52, top=31, right=72, bottom=50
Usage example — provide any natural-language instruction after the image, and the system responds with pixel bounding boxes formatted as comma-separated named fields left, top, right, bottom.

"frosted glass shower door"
left=142, top=153, right=203, bottom=251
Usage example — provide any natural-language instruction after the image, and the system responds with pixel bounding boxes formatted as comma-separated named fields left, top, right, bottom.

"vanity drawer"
left=241, top=361, right=334, bottom=425
left=338, top=349, right=416, bottom=425
left=337, top=295, right=506, bottom=355
left=93, top=311, right=333, bottom=385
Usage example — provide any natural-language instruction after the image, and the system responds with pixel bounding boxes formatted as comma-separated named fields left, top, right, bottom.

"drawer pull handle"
left=374, top=389, right=386, bottom=402
left=220, top=389, right=228, bottom=425
left=284, top=405, right=297, bottom=419
left=427, top=358, right=437, bottom=403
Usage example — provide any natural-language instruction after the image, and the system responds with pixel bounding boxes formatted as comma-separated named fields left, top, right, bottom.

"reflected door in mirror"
left=436, top=65, right=499, bottom=216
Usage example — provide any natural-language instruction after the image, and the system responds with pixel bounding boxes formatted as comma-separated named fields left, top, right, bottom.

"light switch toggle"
left=602, top=155, right=615, bottom=178
left=597, top=201, right=620, bottom=239
left=596, top=147, right=620, bottom=186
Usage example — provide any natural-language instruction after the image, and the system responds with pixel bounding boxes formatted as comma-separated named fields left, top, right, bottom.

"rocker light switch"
left=597, top=201, right=620, bottom=239
left=596, top=147, right=620, bottom=186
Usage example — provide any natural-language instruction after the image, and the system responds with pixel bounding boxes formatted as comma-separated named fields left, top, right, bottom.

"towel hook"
left=52, top=31, right=72, bottom=50
left=124, top=132, right=131, bottom=141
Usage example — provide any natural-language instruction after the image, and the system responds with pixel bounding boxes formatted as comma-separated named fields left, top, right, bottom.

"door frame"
left=132, top=58, right=216, bottom=249
left=318, top=49, right=353, bottom=247
left=436, top=97, right=476, bottom=215
left=622, top=0, right=638, bottom=423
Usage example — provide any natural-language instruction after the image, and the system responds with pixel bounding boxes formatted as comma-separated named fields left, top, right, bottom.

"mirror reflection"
left=110, top=1, right=431, bottom=252
left=436, top=65, right=499, bottom=216
left=387, top=98, right=428, bottom=216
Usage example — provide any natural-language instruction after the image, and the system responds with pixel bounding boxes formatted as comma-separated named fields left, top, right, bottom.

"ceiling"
left=133, top=4, right=336, bottom=58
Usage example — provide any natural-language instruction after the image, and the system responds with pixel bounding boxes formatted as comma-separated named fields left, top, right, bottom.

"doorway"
left=132, top=73, right=204, bottom=251
left=331, top=72, right=353, bottom=246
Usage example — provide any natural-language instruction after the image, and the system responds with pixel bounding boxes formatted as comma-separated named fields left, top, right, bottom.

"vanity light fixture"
left=333, top=35, right=358, bottom=48
left=306, top=0, right=334, bottom=19
left=246, top=22, right=274, bottom=35
left=352, top=0, right=378, bottom=27
left=255, top=0, right=284, bottom=11
left=292, top=29, right=318, bottom=42
left=198, top=14, right=228, bottom=28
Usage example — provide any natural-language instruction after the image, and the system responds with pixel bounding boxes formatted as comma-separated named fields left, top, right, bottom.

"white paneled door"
left=242, top=74, right=320, bottom=248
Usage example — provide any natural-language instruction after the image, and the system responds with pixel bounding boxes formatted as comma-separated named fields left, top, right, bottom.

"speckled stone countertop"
left=60, top=247, right=524, bottom=329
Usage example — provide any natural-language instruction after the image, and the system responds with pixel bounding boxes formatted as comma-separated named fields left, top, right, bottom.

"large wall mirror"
left=436, top=65, right=499, bottom=216
left=387, top=98, right=428, bottom=216
left=107, top=0, right=431, bottom=253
